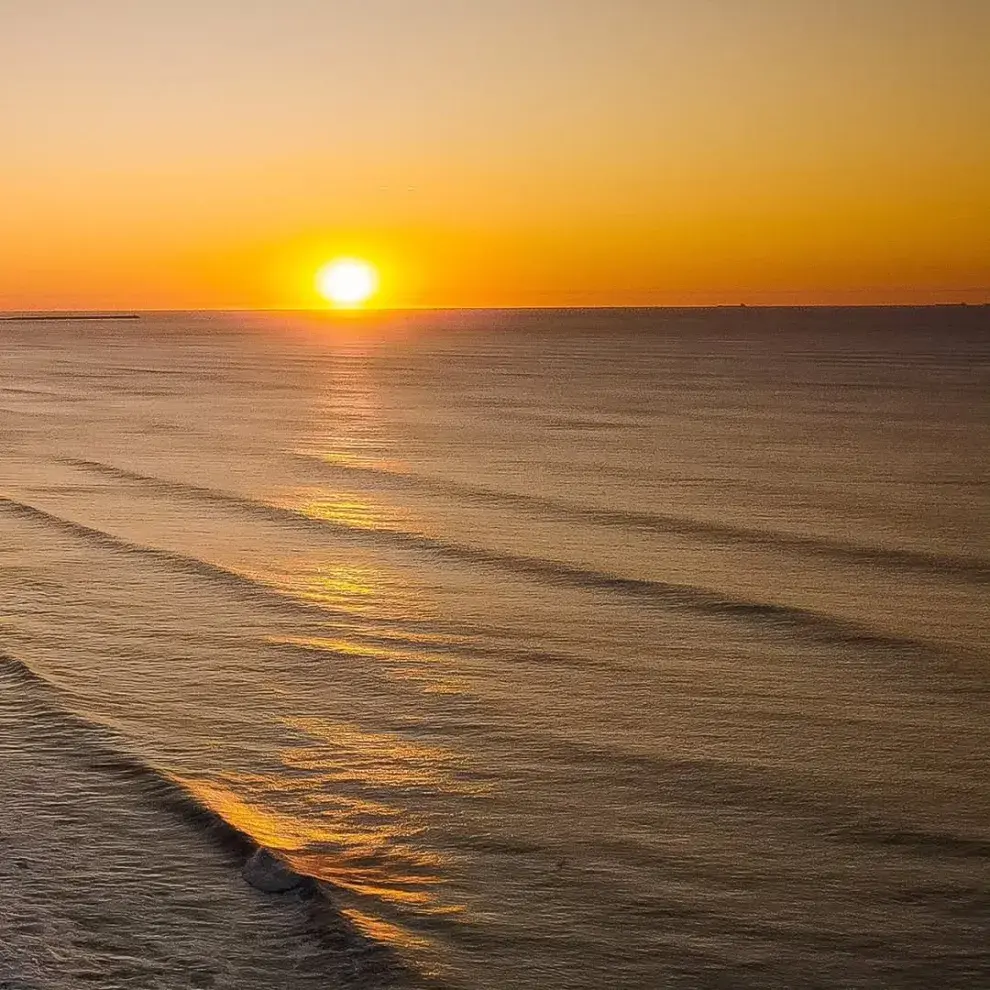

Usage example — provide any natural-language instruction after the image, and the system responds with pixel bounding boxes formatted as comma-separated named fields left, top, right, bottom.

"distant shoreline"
left=0, top=314, right=142, bottom=322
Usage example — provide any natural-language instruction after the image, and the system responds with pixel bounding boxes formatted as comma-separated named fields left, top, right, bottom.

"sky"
left=1, top=0, right=988, bottom=309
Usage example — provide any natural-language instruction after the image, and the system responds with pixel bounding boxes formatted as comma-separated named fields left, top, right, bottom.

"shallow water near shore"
left=1, top=307, right=988, bottom=988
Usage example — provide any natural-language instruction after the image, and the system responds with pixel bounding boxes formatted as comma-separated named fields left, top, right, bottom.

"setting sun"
left=316, top=259, right=378, bottom=308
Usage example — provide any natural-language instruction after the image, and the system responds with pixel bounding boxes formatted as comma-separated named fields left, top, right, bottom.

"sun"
left=316, top=259, right=378, bottom=308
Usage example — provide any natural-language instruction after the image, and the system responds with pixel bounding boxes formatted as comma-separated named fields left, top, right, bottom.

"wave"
left=290, top=454, right=990, bottom=583
left=828, top=821, right=990, bottom=860
left=0, top=652, right=433, bottom=986
left=6, top=652, right=986, bottom=877
left=0, top=494, right=304, bottom=607
left=63, top=454, right=990, bottom=583
left=4, top=474, right=957, bottom=656
left=0, top=652, right=254, bottom=860
left=0, top=650, right=51, bottom=689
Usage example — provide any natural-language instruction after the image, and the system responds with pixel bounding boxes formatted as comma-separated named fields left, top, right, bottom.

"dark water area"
left=1, top=307, right=988, bottom=989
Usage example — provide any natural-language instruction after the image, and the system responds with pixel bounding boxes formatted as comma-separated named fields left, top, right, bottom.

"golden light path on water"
left=169, top=694, right=479, bottom=961
left=162, top=480, right=484, bottom=973
left=149, top=354, right=491, bottom=976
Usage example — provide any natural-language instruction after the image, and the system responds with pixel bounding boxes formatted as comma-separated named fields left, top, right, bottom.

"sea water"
left=1, top=307, right=987, bottom=989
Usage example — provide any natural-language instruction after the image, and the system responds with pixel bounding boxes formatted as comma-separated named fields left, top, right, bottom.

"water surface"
left=1, top=307, right=988, bottom=988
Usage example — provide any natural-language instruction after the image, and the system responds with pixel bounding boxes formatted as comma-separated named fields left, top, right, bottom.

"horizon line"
left=2, top=301, right=988, bottom=317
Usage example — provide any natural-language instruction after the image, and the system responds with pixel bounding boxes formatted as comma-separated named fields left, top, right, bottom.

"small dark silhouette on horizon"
left=0, top=314, right=141, bottom=322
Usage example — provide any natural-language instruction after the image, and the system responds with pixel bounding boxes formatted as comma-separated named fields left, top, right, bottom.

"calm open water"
left=1, top=307, right=988, bottom=989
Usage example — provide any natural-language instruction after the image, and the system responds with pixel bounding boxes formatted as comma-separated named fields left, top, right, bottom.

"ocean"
left=0, top=307, right=987, bottom=989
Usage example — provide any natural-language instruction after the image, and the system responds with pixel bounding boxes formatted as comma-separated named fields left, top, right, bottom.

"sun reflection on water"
left=196, top=347, right=485, bottom=972
left=340, top=908, right=433, bottom=951
left=290, top=491, right=407, bottom=532
left=251, top=553, right=431, bottom=624
left=170, top=709, right=480, bottom=966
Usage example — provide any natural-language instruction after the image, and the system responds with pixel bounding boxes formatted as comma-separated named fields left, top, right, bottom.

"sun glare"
left=317, top=259, right=378, bottom=308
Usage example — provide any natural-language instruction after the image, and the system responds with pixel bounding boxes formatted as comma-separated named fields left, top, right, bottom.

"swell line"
left=283, top=455, right=990, bottom=583
left=0, top=494, right=309, bottom=612
left=0, top=650, right=60, bottom=693
left=5, top=653, right=987, bottom=874
left=0, top=651, right=458, bottom=986
left=0, top=651, right=253, bottom=860
left=29, top=464, right=960, bottom=654
left=64, top=454, right=990, bottom=584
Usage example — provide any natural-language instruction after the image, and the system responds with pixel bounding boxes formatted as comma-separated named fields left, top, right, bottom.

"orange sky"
left=2, top=0, right=988, bottom=309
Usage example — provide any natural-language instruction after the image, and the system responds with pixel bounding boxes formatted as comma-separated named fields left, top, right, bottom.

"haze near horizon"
left=2, top=0, right=988, bottom=310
